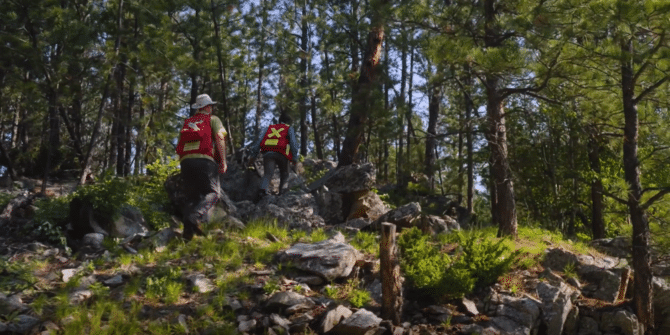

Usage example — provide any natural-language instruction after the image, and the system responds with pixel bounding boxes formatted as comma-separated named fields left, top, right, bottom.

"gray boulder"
left=370, top=202, right=422, bottom=230
left=600, top=309, right=642, bottom=335
left=419, top=214, right=460, bottom=234
left=330, top=308, right=382, bottom=335
left=537, top=281, right=576, bottom=335
left=277, top=233, right=360, bottom=281
left=322, top=163, right=376, bottom=194
left=320, top=305, right=353, bottom=333
left=266, top=291, right=315, bottom=312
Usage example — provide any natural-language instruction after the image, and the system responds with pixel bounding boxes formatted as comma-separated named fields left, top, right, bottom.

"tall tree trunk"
left=464, top=66, right=475, bottom=214
left=299, top=0, right=309, bottom=157
left=621, top=39, right=653, bottom=333
left=406, top=40, right=415, bottom=179
left=338, top=0, right=388, bottom=167
left=211, top=0, right=234, bottom=155
left=322, top=44, right=340, bottom=161
left=311, top=90, right=323, bottom=159
left=41, top=88, right=60, bottom=193
left=254, top=0, right=267, bottom=140
left=588, top=125, right=605, bottom=239
left=124, top=75, right=134, bottom=176
left=424, top=84, right=440, bottom=191
left=397, top=29, right=407, bottom=188
left=483, top=0, right=517, bottom=238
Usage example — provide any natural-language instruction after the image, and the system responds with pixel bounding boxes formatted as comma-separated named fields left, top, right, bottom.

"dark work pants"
left=179, top=158, right=220, bottom=237
left=260, top=151, right=289, bottom=195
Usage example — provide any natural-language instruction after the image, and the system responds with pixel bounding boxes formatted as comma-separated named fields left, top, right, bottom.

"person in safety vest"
left=175, top=94, right=228, bottom=241
left=249, top=113, right=299, bottom=199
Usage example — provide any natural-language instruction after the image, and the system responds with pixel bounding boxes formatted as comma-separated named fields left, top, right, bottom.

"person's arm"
left=288, top=126, right=299, bottom=164
left=211, top=116, right=228, bottom=173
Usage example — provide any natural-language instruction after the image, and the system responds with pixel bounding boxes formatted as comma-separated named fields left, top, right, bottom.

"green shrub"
left=351, top=231, right=378, bottom=256
left=145, top=267, right=183, bottom=303
left=398, top=227, right=450, bottom=290
left=398, top=227, right=519, bottom=299
left=449, top=231, right=519, bottom=290
left=348, top=289, right=371, bottom=308
left=32, top=196, right=70, bottom=247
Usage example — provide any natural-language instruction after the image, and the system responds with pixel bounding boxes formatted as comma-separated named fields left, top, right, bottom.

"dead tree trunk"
left=381, top=222, right=402, bottom=325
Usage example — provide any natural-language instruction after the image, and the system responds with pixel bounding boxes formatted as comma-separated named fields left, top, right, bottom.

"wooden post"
left=381, top=222, right=402, bottom=325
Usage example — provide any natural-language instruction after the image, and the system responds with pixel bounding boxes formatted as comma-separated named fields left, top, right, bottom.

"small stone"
left=103, top=275, right=124, bottom=287
left=295, top=276, right=324, bottom=286
left=177, top=314, right=189, bottom=333
left=270, top=313, right=291, bottom=328
left=238, top=319, right=256, bottom=333
left=61, top=268, right=81, bottom=283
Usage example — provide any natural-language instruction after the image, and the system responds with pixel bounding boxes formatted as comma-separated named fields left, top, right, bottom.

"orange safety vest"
left=176, top=113, right=216, bottom=160
left=260, top=124, right=293, bottom=161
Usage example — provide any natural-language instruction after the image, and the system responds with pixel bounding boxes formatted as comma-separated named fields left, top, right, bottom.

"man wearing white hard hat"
left=175, top=94, right=228, bottom=241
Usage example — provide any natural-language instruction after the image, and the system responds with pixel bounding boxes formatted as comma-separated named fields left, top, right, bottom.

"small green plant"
left=563, top=262, right=578, bottom=279
left=145, top=267, right=183, bottom=303
left=348, top=289, right=371, bottom=308
left=294, top=284, right=303, bottom=293
left=351, top=231, right=378, bottom=255
left=263, top=280, right=281, bottom=295
left=323, top=285, right=340, bottom=299
left=308, top=228, right=328, bottom=243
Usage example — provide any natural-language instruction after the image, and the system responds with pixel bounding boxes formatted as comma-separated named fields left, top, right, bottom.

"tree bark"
left=310, top=90, right=323, bottom=159
left=621, top=38, right=653, bottom=333
left=338, top=0, right=388, bottom=167
left=210, top=0, right=235, bottom=155
left=299, top=0, right=309, bottom=158
left=424, top=84, right=440, bottom=190
left=483, top=0, right=517, bottom=238
left=380, top=222, right=402, bottom=325
left=254, top=0, right=267, bottom=140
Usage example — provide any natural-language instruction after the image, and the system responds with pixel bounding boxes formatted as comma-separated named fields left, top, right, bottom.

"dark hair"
left=279, top=114, right=292, bottom=124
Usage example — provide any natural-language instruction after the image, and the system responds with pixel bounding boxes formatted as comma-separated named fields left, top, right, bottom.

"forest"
left=1, top=0, right=670, bottom=331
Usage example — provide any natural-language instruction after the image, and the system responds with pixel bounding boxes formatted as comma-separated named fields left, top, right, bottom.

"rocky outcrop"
left=369, top=202, right=422, bottom=231
left=276, top=232, right=361, bottom=281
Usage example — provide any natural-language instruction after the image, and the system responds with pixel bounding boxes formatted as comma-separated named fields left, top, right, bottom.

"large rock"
left=266, top=291, right=315, bottom=312
left=600, top=309, right=643, bottom=335
left=320, top=305, right=353, bottom=333
left=653, top=277, right=670, bottom=334
left=276, top=232, right=361, bottom=281
left=322, top=163, right=376, bottom=194
left=346, top=190, right=388, bottom=222
left=418, top=214, right=460, bottom=234
left=239, top=193, right=325, bottom=229
left=330, top=308, right=382, bottom=335
left=369, top=202, right=422, bottom=230
left=537, top=281, right=576, bottom=335
left=68, top=197, right=148, bottom=240
left=314, top=186, right=344, bottom=224
left=492, top=295, right=541, bottom=335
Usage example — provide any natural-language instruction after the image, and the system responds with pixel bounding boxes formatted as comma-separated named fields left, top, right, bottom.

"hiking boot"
left=183, top=226, right=194, bottom=241
left=192, top=223, right=205, bottom=237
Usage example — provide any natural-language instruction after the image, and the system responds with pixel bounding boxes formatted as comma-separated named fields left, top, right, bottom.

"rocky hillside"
left=1, top=159, right=670, bottom=335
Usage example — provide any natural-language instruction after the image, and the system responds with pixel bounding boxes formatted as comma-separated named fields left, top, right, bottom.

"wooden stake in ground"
left=381, top=222, right=402, bottom=324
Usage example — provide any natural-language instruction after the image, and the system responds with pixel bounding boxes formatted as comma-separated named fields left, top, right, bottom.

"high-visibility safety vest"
left=260, top=123, right=293, bottom=161
left=176, top=113, right=216, bottom=160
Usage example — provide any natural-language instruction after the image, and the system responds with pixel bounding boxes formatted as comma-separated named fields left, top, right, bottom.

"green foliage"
left=0, top=193, right=12, bottom=210
left=145, top=267, right=183, bottom=304
left=351, top=231, right=378, bottom=256
left=563, top=262, right=578, bottom=279
left=399, top=227, right=519, bottom=299
left=263, top=279, right=281, bottom=295
left=128, top=158, right=180, bottom=229
left=398, top=227, right=450, bottom=290
left=323, top=285, right=339, bottom=299
left=348, top=289, right=371, bottom=308
left=308, top=228, right=328, bottom=243
left=75, top=172, right=133, bottom=221
left=32, top=196, right=70, bottom=247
